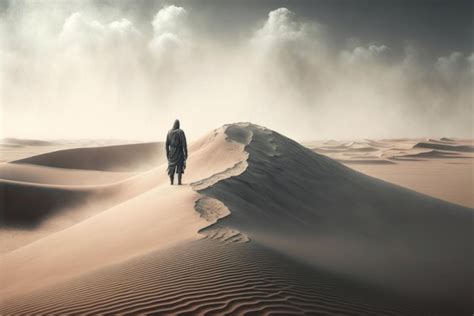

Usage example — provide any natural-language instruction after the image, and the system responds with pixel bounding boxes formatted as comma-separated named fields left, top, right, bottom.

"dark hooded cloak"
left=166, top=119, right=188, bottom=176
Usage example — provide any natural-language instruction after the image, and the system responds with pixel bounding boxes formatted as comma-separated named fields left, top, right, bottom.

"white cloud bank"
left=0, top=4, right=472, bottom=140
left=149, top=5, right=190, bottom=57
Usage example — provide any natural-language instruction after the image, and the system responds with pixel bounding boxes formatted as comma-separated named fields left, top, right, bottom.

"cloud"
left=252, top=7, right=325, bottom=57
left=340, top=44, right=390, bottom=64
left=149, top=5, right=189, bottom=56
left=248, top=8, right=330, bottom=108
left=435, top=51, right=470, bottom=80
left=255, top=8, right=306, bottom=42
left=59, top=12, right=141, bottom=55
left=0, top=2, right=472, bottom=140
left=468, top=53, right=474, bottom=74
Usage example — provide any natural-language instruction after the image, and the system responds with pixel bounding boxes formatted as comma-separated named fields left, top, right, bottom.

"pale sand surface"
left=1, top=125, right=472, bottom=315
left=305, top=138, right=473, bottom=208
left=2, top=240, right=418, bottom=315
left=345, top=160, right=473, bottom=208
left=0, top=138, right=136, bottom=163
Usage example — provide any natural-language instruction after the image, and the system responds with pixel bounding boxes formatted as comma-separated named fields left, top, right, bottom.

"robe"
left=166, top=120, right=188, bottom=177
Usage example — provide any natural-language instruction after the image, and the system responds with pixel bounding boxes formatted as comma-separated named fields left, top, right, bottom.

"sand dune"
left=1, top=124, right=472, bottom=314
left=440, top=137, right=455, bottom=142
left=0, top=163, right=135, bottom=185
left=306, top=138, right=473, bottom=208
left=336, top=159, right=395, bottom=164
left=309, top=138, right=474, bottom=163
left=391, top=149, right=465, bottom=160
left=1, top=180, right=101, bottom=228
left=197, top=124, right=472, bottom=313
left=426, top=138, right=455, bottom=144
left=2, top=137, right=55, bottom=146
left=0, top=138, right=135, bottom=163
left=13, top=142, right=166, bottom=172
left=0, top=126, right=246, bottom=297
left=0, top=128, right=246, bottom=254
left=0, top=170, right=137, bottom=252
left=1, top=241, right=417, bottom=315
left=413, top=141, right=474, bottom=152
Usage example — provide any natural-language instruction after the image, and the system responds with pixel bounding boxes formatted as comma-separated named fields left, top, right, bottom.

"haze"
left=1, top=0, right=472, bottom=141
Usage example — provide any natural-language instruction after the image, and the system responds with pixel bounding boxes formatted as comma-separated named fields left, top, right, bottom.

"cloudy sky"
left=0, top=0, right=472, bottom=140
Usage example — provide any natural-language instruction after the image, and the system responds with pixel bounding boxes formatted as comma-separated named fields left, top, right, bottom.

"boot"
left=178, top=173, right=182, bottom=185
left=170, top=175, right=174, bottom=185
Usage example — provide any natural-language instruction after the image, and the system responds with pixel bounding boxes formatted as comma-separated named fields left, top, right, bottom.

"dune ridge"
left=12, top=142, right=166, bottom=172
left=413, top=141, right=474, bottom=152
left=391, top=149, right=466, bottom=160
left=2, top=138, right=55, bottom=146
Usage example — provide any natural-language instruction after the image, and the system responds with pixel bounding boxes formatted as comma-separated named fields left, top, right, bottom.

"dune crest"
left=12, top=142, right=167, bottom=172
left=413, top=141, right=474, bottom=152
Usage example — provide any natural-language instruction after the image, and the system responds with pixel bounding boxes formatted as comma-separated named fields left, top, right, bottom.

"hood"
left=172, top=119, right=180, bottom=130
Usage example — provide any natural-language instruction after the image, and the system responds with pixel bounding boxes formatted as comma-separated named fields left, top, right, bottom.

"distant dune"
left=2, top=137, right=56, bottom=146
left=305, top=137, right=473, bottom=208
left=391, top=149, right=465, bottom=160
left=0, top=124, right=472, bottom=314
left=413, top=141, right=474, bottom=152
left=1, top=180, right=97, bottom=228
left=12, top=142, right=166, bottom=172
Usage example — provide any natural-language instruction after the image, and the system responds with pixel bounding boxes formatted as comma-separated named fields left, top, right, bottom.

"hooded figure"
left=166, top=119, right=188, bottom=185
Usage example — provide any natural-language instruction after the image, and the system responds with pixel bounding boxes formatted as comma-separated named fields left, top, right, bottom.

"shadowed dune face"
left=0, top=123, right=472, bottom=314
left=0, top=181, right=97, bottom=228
left=0, top=142, right=169, bottom=252
left=198, top=123, right=473, bottom=312
left=0, top=142, right=167, bottom=229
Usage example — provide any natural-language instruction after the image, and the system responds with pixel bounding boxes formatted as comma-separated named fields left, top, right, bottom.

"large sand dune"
left=13, top=142, right=166, bottom=172
left=0, top=123, right=472, bottom=314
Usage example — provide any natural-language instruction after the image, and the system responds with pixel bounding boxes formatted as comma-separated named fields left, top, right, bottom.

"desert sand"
left=305, top=137, right=474, bottom=208
left=0, top=123, right=472, bottom=315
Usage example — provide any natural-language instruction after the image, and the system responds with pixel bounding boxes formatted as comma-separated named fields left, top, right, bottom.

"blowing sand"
left=1, top=124, right=472, bottom=315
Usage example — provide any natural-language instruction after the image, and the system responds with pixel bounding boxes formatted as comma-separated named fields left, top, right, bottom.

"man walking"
left=165, top=119, right=188, bottom=185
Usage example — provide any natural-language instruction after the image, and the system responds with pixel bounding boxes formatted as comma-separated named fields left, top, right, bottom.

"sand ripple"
left=0, top=240, right=415, bottom=315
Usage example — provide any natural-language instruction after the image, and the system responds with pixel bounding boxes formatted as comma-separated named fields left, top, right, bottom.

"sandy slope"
left=346, top=159, right=473, bottom=208
left=1, top=241, right=417, bottom=315
left=0, top=127, right=245, bottom=295
left=306, top=137, right=474, bottom=208
left=1, top=124, right=472, bottom=315
left=198, top=124, right=472, bottom=313
left=13, top=142, right=166, bottom=172
left=0, top=163, right=135, bottom=185
left=0, top=138, right=135, bottom=163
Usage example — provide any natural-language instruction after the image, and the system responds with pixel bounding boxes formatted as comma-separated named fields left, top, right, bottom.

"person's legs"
left=168, top=166, right=176, bottom=185
left=176, top=162, right=184, bottom=185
